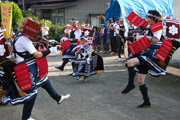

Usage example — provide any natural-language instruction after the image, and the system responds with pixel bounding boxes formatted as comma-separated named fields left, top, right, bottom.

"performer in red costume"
left=122, top=10, right=180, bottom=108
left=0, top=17, right=70, bottom=120
left=55, top=18, right=81, bottom=72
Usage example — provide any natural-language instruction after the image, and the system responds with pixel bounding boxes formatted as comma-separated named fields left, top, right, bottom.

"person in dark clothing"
left=121, top=22, right=136, bottom=94
left=55, top=18, right=81, bottom=71
left=122, top=10, right=178, bottom=108
left=109, top=18, right=117, bottom=55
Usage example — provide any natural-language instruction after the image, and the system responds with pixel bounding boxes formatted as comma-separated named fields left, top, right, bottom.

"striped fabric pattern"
left=2, top=58, right=48, bottom=105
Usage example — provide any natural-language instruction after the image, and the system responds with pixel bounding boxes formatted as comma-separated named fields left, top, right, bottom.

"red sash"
left=60, top=40, right=72, bottom=54
left=22, top=19, right=40, bottom=40
left=66, top=26, right=84, bottom=31
left=14, top=63, right=33, bottom=91
left=150, top=22, right=163, bottom=33
left=76, top=41, right=80, bottom=46
left=36, top=57, right=48, bottom=80
left=128, top=36, right=151, bottom=55
left=156, top=39, right=172, bottom=62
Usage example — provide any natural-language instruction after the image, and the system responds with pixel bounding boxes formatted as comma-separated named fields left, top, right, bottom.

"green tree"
left=39, top=19, right=66, bottom=41
left=49, top=23, right=66, bottom=41
left=12, top=2, right=23, bottom=32
left=22, top=10, right=39, bottom=21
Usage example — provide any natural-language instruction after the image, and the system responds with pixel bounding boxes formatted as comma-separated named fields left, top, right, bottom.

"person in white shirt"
left=124, top=10, right=165, bottom=108
left=41, top=22, right=49, bottom=39
left=115, top=18, right=126, bottom=61
left=55, top=18, right=81, bottom=72
left=13, top=17, right=70, bottom=120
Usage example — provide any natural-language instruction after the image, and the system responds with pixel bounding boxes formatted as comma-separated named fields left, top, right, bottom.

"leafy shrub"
left=22, top=10, right=39, bottom=21
left=39, top=19, right=66, bottom=41
left=49, top=23, right=66, bottom=41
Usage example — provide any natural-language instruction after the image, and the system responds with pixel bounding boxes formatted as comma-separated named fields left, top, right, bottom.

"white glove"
left=49, top=46, right=58, bottom=54
left=87, top=57, right=91, bottom=64
left=68, top=38, right=73, bottom=41
left=60, top=37, right=68, bottom=43
left=49, top=40, right=56, bottom=44
left=146, top=36, right=152, bottom=41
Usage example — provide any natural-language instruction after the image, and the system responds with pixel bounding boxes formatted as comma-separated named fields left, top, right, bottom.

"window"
left=90, top=14, right=105, bottom=27
left=51, top=9, right=65, bottom=24
left=42, top=9, right=51, bottom=20
left=91, top=16, right=100, bottom=27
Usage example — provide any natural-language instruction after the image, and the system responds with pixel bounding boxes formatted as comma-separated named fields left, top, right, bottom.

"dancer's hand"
left=49, top=45, right=58, bottom=54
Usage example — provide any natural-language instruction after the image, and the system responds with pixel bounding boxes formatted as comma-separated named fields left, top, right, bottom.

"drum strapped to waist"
left=128, top=36, right=151, bottom=55
left=150, top=22, right=163, bottom=33
left=14, top=62, right=32, bottom=91
left=22, top=19, right=40, bottom=40
left=127, top=12, right=148, bottom=27
left=36, top=57, right=48, bottom=80
left=60, top=40, right=72, bottom=54
left=155, top=39, right=172, bottom=62
left=14, top=57, right=48, bottom=91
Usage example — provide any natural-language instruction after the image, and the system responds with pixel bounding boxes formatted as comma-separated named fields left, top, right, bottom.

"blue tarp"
left=105, top=0, right=174, bottom=21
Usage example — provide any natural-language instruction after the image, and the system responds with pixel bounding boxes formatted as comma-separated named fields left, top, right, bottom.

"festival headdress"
left=146, top=12, right=158, bottom=18
left=80, top=36, right=88, bottom=41
left=146, top=10, right=161, bottom=18
left=70, top=18, right=79, bottom=23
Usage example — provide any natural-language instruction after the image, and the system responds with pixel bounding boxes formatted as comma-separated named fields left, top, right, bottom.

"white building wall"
left=172, top=0, right=180, bottom=61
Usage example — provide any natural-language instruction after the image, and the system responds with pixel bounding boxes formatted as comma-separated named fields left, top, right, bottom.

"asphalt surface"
left=0, top=52, right=180, bottom=120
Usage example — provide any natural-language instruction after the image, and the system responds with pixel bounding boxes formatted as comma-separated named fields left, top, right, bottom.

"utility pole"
left=22, top=0, right=25, bottom=10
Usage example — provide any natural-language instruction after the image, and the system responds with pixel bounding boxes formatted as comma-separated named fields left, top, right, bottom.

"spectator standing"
left=41, top=22, right=49, bottom=39
left=106, top=21, right=112, bottom=52
left=92, top=26, right=99, bottom=53
left=109, top=18, right=117, bottom=55
left=117, top=17, right=126, bottom=61
left=99, top=24, right=106, bottom=53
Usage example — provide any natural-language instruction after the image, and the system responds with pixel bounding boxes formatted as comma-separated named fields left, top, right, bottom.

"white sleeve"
left=153, top=30, right=162, bottom=41
left=115, top=25, right=119, bottom=34
left=113, top=23, right=117, bottom=27
left=64, top=29, right=67, bottom=33
left=22, top=37, right=37, bottom=54
left=75, top=29, right=81, bottom=40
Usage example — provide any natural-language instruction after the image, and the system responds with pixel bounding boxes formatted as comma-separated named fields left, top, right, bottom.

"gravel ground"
left=0, top=52, right=180, bottom=120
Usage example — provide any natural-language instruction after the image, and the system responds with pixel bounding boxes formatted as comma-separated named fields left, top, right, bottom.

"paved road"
left=1, top=52, right=180, bottom=120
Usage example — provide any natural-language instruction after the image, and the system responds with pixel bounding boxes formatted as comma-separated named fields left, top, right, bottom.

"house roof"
left=30, top=0, right=80, bottom=9
left=28, top=0, right=75, bottom=4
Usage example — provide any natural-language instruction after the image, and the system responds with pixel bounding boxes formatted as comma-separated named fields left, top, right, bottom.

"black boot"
left=121, top=67, right=136, bottom=94
left=55, top=66, right=64, bottom=71
left=55, top=59, right=68, bottom=71
left=137, top=84, right=151, bottom=108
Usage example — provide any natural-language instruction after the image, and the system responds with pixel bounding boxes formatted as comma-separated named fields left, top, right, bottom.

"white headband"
left=70, top=20, right=79, bottom=23
left=80, top=36, right=87, bottom=41
left=146, top=13, right=158, bottom=18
